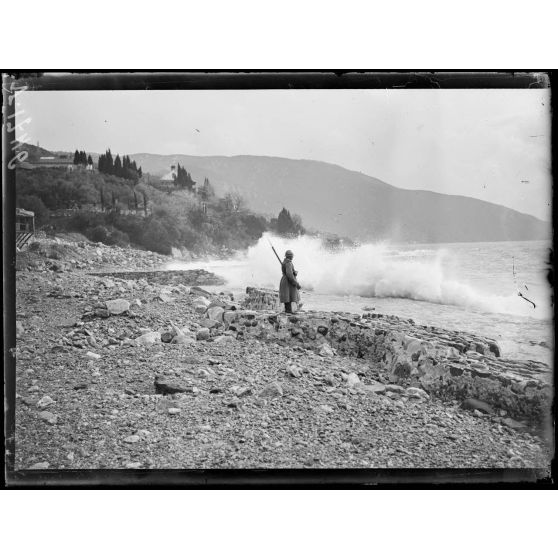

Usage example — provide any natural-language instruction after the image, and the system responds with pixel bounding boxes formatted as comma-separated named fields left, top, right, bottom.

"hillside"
left=131, top=153, right=550, bottom=243
left=15, top=162, right=270, bottom=257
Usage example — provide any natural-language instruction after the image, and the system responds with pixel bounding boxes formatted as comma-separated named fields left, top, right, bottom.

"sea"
left=167, top=234, right=554, bottom=367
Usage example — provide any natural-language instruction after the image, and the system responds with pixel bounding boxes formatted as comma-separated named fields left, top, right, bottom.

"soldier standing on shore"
left=279, top=249, right=301, bottom=314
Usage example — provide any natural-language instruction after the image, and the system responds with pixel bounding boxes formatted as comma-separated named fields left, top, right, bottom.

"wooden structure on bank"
left=16, top=208, right=35, bottom=249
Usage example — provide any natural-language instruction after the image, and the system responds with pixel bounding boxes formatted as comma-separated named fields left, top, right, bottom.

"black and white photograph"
left=3, top=72, right=554, bottom=484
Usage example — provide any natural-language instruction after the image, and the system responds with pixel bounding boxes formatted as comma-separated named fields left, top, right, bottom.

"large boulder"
left=37, top=395, right=55, bottom=409
left=406, top=386, right=430, bottom=400
left=199, top=318, right=222, bottom=330
left=259, top=382, right=283, bottom=399
left=105, top=299, right=130, bottom=315
left=154, top=376, right=192, bottom=395
left=135, top=331, right=161, bottom=345
left=154, top=292, right=173, bottom=303
left=38, top=411, right=57, bottom=425
left=172, top=334, right=196, bottom=345
left=319, top=343, right=335, bottom=357
left=196, top=328, right=211, bottom=341
left=461, top=398, right=494, bottom=415
left=190, top=286, right=213, bottom=298
left=222, top=311, right=238, bottom=326
left=207, top=306, right=225, bottom=322
left=212, top=335, right=236, bottom=344
left=192, top=296, right=211, bottom=307
left=346, top=372, right=360, bottom=387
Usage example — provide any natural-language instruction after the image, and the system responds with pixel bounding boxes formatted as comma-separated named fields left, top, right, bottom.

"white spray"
left=167, top=233, right=550, bottom=319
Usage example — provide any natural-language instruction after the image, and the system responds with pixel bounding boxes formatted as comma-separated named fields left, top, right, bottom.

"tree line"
left=97, top=149, right=142, bottom=182
left=73, top=150, right=93, bottom=166
left=16, top=166, right=307, bottom=255
left=174, top=163, right=196, bottom=190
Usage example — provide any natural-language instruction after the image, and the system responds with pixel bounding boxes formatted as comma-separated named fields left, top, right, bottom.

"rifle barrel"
left=267, top=239, right=282, bottom=265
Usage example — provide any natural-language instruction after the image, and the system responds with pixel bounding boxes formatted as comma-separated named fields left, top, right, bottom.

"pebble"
left=168, top=408, right=181, bottom=415
left=123, top=435, right=140, bottom=443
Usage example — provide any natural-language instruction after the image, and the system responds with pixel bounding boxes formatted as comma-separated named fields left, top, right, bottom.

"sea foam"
left=167, top=233, right=551, bottom=319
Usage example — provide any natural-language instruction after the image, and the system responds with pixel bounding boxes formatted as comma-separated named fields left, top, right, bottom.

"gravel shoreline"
left=12, top=240, right=553, bottom=473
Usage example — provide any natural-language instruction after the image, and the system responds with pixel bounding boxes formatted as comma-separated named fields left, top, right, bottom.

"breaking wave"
left=168, top=233, right=551, bottom=319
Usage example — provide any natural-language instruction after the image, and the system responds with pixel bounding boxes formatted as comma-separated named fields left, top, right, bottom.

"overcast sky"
left=17, top=88, right=551, bottom=221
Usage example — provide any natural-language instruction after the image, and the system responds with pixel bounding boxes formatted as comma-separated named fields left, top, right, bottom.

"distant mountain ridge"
left=129, top=152, right=550, bottom=243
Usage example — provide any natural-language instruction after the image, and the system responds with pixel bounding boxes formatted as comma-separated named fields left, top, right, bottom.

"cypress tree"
left=277, top=207, right=298, bottom=236
left=87, top=155, right=93, bottom=166
left=106, top=149, right=113, bottom=174
left=114, top=154, right=122, bottom=177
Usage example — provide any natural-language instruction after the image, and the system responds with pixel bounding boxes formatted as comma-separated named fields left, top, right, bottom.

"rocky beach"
left=11, top=236, right=553, bottom=472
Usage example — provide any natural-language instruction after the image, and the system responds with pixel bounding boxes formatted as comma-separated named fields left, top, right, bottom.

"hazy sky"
left=17, top=88, right=551, bottom=221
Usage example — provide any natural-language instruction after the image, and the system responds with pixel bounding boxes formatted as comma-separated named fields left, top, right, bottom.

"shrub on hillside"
left=68, top=212, right=107, bottom=233
left=87, top=225, right=110, bottom=243
left=140, top=219, right=174, bottom=255
left=106, top=229, right=130, bottom=247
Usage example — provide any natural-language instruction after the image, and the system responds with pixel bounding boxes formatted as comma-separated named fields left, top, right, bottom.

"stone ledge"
left=243, top=286, right=281, bottom=311
left=89, top=269, right=225, bottom=286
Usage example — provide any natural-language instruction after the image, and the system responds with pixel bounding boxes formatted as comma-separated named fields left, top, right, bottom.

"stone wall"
left=242, top=286, right=281, bottom=311
left=218, top=288, right=552, bottom=425
left=90, top=269, right=224, bottom=286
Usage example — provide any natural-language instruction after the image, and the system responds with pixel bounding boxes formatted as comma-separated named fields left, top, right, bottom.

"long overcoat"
left=279, top=258, right=300, bottom=303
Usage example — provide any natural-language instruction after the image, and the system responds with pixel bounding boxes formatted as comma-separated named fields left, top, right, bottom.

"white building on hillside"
left=160, top=164, right=177, bottom=185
